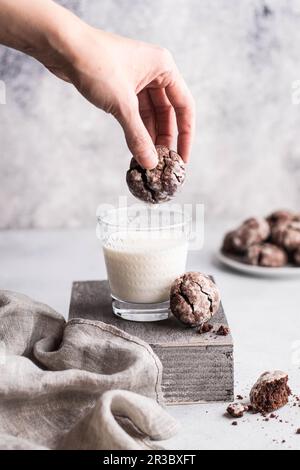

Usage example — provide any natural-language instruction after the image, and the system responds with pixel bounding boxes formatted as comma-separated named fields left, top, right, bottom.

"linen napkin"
left=0, top=290, right=178, bottom=450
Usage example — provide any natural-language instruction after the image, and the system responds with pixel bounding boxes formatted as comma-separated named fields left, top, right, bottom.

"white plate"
left=217, top=251, right=300, bottom=278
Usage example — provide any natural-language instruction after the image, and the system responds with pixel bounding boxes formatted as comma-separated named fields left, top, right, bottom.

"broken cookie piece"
left=250, top=371, right=291, bottom=414
left=216, top=325, right=230, bottom=336
left=198, top=322, right=213, bottom=334
left=126, top=145, right=185, bottom=204
left=245, top=243, right=288, bottom=267
left=170, top=272, right=220, bottom=327
left=227, top=402, right=248, bottom=418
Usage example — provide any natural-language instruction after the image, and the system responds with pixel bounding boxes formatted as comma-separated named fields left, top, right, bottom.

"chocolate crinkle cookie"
left=250, top=371, right=291, bottom=414
left=293, top=247, right=300, bottom=266
left=126, top=145, right=185, bottom=204
left=170, top=272, right=220, bottom=327
left=267, top=210, right=298, bottom=228
left=222, top=231, right=236, bottom=254
left=271, top=219, right=300, bottom=252
left=245, top=243, right=288, bottom=267
left=221, top=210, right=300, bottom=268
left=222, top=218, right=270, bottom=254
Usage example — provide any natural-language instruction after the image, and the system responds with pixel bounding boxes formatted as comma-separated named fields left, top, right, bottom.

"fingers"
left=148, top=87, right=176, bottom=149
left=117, top=95, right=158, bottom=169
left=165, top=73, right=195, bottom=163
left=138, top=89, right=156, bottom=143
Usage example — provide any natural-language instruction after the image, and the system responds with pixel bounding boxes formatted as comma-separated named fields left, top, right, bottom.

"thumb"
left=117, top=98, right=158, bottom=169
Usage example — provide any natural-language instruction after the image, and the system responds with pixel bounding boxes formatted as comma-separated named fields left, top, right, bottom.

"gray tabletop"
left=1, top=224, right=300, bottom=450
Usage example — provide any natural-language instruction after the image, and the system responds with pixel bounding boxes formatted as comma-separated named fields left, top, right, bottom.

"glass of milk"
left=97, top=206, right=190, bottom=322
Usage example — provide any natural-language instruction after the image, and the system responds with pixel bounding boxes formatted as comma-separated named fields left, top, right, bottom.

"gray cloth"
left=0, top=290, right=178, bottom=450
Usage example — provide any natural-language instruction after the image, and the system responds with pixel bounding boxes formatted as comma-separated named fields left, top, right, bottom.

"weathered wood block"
left=69, top=280, right=234, bottom=404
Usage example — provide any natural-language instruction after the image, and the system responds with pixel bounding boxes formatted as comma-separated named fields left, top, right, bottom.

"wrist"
left=0, top=0, right=88, bottom=77
left=32, top=3, right=88, bottom=77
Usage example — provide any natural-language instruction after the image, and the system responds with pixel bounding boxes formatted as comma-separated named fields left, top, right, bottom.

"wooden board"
left=69, top=280, right=234, bottom=404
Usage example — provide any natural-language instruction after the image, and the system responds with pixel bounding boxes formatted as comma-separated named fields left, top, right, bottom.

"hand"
left=0, top=0, right=195, bottom=168
left=61, top=28, right=195, bottom=168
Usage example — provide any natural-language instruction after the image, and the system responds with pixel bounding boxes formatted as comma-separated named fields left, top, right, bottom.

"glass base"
left=112, top=298, right=170, bottom=322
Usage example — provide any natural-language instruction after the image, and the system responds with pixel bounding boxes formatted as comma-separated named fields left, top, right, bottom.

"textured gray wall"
left=0, top=0, right=300, bottom=228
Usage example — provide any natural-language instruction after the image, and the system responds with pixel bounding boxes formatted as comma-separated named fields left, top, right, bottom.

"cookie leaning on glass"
left=170, top=272, right=220, bottom=327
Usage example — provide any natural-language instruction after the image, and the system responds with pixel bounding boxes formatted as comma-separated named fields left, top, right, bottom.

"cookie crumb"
left=232, top=421, right=238, bottom=426
left=198, top=322, right=213, bottom=334
left=227, top=402, right=248, bottom=418
left=296, top=429, right=300, bottom=435
left=216, top=325, right=230, bottom=336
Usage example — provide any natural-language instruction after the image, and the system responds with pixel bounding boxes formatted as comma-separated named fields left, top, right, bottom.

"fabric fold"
left=60, top=389, right=178, bottom=450
left=0, top=290, right=177, bottom=450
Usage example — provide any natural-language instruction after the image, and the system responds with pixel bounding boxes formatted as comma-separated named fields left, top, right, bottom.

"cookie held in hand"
left=126, top=145, right=185, bottom=204
left=250, top=371, right=291, bottom=414
left=170, top=272, right=220, bottom=327
left=245, top=243, right=288, bottom=267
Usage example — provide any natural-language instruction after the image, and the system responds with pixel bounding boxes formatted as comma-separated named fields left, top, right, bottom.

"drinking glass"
left=97, top=206, right=190, bottom=322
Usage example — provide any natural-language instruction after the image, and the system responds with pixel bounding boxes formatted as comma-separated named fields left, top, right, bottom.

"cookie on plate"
left=245, top=243, right=288, bottom=267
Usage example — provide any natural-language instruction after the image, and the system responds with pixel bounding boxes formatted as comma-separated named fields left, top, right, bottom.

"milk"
left=103, top=231, right=188, bottom=304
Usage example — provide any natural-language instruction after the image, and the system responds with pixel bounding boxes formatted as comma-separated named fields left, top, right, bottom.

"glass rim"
left=97, top=206, right=191, bottom=232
